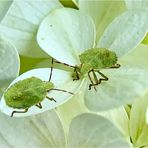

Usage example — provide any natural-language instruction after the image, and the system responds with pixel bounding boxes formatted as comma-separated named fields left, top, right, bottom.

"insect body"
left=4, top=77, right=54, bottom=109
left=4, top=59, right=73, bottom=117
left=56, top=48, right=120, bottom=90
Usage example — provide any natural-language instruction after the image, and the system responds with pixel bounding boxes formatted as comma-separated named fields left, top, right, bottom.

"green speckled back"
left=4, top=77, right=54, bottom=109
left=79, top=48, right=117, bottom=73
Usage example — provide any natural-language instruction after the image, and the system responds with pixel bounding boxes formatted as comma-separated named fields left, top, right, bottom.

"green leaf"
left=0, top=0, right=62, bottom=58
left=68, top=113, right=131, bottom=147
left=59, top=0, right=78, bottom=9
left=0, top=36, right=20, bottom=98
left=142, top=34, right=148, bottom=45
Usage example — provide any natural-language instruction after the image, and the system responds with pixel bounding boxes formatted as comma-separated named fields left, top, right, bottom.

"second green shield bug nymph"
left=3, top=59, right=73, bottom=117
left=55, top=48, right=120, bottom=90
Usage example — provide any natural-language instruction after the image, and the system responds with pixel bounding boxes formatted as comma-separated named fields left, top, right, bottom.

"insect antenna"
left=50, top=88, right=74, bottom=95
left=49, top=58, right=54, bottom=82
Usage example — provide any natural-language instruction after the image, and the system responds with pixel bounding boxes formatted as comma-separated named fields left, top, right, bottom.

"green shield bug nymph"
left=2, top=59, right=74, bottom=117
left=55, top=48, right=120, bottom=90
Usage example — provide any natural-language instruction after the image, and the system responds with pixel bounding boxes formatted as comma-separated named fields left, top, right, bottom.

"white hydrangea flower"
left=0, top=67, right=84, bottom=117
left=0, top=0, right=63, bottom=58
left=0, top=105, right=131, bottom=147
left=0, top=36, right=20, bottom=98
left=37, top=7, right=148, bottom=111
left=101, top=92, right=148, bottom=147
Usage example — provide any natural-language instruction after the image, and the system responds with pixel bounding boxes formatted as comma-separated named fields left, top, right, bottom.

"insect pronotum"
left=4, top=58, right=74, bottom=117
left=55, top=48, right=120, bottom=91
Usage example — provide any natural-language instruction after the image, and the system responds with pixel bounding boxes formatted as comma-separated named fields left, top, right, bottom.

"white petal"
left=98, top=107, right=130, bottom=139
left=56, top=86, right=88, bottom=135
left=0, top=110, right=65, bottom=147
left=129, top=93, right=148, bottom=147
left=0, top=0, right=12, bottom=21
left=98, top=10, right=148, bottom=57
left=120, top=44, right=148, bottom=68
left=125, top=0, right=148, bottom=10
left=0, top=0, right=62, bottom=58
left=37, top=8, right=96, bottom=66
left=0, top=68, right=84, bottom=117
left=68, top=113, right=130, bottom=147
left=78, top=0, right=126, bottom=43
left=0, top=36, right=20, bottom=97
left=84, top=66, right=148, bottom=111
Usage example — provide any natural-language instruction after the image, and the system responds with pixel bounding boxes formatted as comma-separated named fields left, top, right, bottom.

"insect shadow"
left=4, top=58, right=74, bottom=117
left=54, top=48, right=120, bottom=91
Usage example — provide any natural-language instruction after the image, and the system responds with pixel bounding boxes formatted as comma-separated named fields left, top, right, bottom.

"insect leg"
left=11, top=108, right=28, bottom=117
left=50, top=88, right=74, bottom=95
left=46, top=96, right=56, bottom=102
left=88, top=70, right=97, bottom=91
left=109, top=63, right=120, bottom=69
left=35, top=103, right=42, bottom=109
left=73, top=66, right=80, bottom=81
left=54, top=60, right=80, bottom=81
left=95, top=70, right=109, bottom=85
left=54, top=60, right=75, bottom=68
left=49, top=58, right=54, bottom=82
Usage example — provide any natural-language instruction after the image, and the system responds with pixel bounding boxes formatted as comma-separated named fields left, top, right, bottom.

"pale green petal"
left=120, top=44, right=148, bottom=68
left=0, top=0, right=62, bottom=58
left=0, top=0, right=12, bottom=21
left=84, top=66, right=148, bottom=111
left=0, top=36, right=20, bottom=98
left=0, top=68, right=84, bottom=117
left=0, top=110, right=66, bottom=147
left=98, top=107, right=130, bottom=139
left=125, top=0, right=148, bottom=10
left=129, top=93, right=148, bottom=147
left=56, top=84, right=88, bottom=135
left=98, top=10, right=148, bottom=57
left=68, top=113, right=130, bottom=147
left=37, top=8, right=96, bottom=66
left=78, top=0, right=126, bottom=43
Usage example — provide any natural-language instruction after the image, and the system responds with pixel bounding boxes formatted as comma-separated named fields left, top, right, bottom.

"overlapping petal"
left=68, top=113, right=130, bottom=147
left=120, top=43, right=148, bottom=68
left=0, top=0, right=62, bottom=57
left=98, top=107, right=130, bottom=139
left=129, top=93, right=148, bottom=147
left=0, top=110, right=65, bottom=147
left=0, top=0, right=12, bottom=21
left=125, top=0, right=148, bottom=10
left=84, top=66, right=148, bottom=111
left=78, top=0, right=126, bottom=43
left=98, top=10, right=148, bottom=57
left=0, top=68, right=84, bottom=117
left=0, top=36, right=20, bottom=98
left=37, top=8, right=96, bottom=66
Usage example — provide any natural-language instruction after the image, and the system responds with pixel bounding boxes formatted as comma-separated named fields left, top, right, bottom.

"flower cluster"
left=0, top=0, right=148, bottom=147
